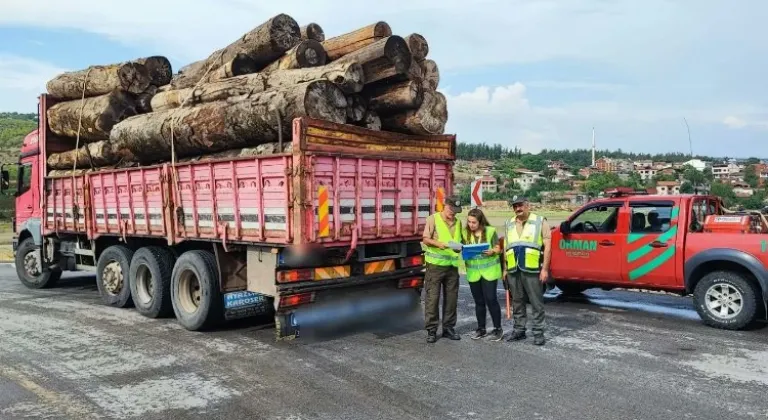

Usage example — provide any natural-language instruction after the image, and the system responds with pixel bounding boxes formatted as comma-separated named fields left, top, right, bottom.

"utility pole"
left=591, top=126, right=596, bottom=167
left=684, top=117, right=692, bottom=157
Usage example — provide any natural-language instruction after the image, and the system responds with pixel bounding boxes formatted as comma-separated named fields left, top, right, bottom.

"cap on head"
left=444, top=195, right=462, bottom=213
left=508, top=195, right=529, bottom=206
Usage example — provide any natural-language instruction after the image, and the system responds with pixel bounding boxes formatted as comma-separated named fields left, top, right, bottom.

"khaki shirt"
left=423, top=213, right=460, bottom=240
left=512, top=215, right=552, bottom=240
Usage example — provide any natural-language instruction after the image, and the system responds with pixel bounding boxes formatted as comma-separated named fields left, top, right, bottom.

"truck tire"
left=556, top=282, right=587, bottom=296
left=15, top=237, right=61, bottom=289
left=170, top=250, right=223, bottom=331
left=96, top=245, right=135, bottom=308
left=693, top=270, right=760, bottom=330
left=129, top=246, right=176, bottom=318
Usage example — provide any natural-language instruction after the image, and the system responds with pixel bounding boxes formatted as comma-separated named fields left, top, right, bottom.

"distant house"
left=595, top=157, right=632, bottom=173
left=514, top=169, right=542, bottom=192
left=637, top=166, right=657, bottom=181
left=540, top=191, right=589, bottom=206
left=683, top=159, right=709, bottom=172
left=475, top=174, right=498, bottom=193
left=656, top=181, right=681, bottom=195
left=733, top=183, right=754, bottom=197
left=547, top=160, right=569, bottom=171
left=579, top=167, right=598, bottom=178
left=658, top=167, right=677, bottom=177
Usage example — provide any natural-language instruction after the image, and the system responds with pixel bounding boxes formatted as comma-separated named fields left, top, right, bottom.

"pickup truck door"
left=622, top=200, right=679, bottom=288
left=551, top=201, right=626, bottom=282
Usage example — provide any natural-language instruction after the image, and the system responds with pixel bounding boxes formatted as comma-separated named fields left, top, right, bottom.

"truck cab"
left=551, top=189, right=768, bottom=330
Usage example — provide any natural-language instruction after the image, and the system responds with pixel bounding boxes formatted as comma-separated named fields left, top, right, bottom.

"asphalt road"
left=1, top=266, right=767, bottom=420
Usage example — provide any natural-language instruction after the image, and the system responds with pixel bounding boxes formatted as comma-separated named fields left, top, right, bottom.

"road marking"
left=0, top=364, right=99, bottom=419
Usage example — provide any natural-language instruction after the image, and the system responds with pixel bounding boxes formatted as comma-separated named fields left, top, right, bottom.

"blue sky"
left=1, top=0, right=766, bottom=157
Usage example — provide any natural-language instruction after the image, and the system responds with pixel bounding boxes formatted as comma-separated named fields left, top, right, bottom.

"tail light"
left=277, top=269, right=314, bottom=283
left=398, top=277, right=423, bottom=289
left=401, top=255, right=423, bottom=268
left=279, top=292, right=316, bottom=308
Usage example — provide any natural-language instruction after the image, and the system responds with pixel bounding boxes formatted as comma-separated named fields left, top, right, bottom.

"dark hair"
left=465, top=208, right=491, bottom=244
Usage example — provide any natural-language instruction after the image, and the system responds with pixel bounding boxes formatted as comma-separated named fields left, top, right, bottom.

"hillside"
left=0, top=113, right=37, bottom=163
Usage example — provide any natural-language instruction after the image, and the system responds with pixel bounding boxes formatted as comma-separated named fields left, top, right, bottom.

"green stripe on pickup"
left=628, top=246, right=676, bottom=281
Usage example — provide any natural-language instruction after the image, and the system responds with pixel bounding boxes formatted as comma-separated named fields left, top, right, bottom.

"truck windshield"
left=17, top=163, right=31, bottom=196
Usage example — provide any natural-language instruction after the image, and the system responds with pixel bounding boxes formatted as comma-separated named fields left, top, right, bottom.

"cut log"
left=336, top=36, right=411, bottom=85
left=380, top=90, right=447, bottom=135
left=46, top=62, right=151, bottom=99
left=358, top=111, right=382, bottom=131
left=422, top=59, right=439, bottom=90
left=206, top=53, right=259, bottom=83
left=178, top=142, right=293, bottom=163
left=47, top=90, right=138, bottom=142
left=110, top=80, right=347, bottom=163
left=345, top=95, right=367, bottom=122
left=322, top=21, right=391, bottom=61
left=404, top=34, right=429, bottom=62
left=47, top=140, right=120, bottom=170
left=364, top=80, right=423, bottom=114
left=262, top=40, right=327, bottom=72
left=169, top=14, right=300, bottom=89
left=135, top=56, right=172, bottom=86
left=151, top=61, right=364, bottom=112
left=136, top=85, right=158, bottom=113
left=301, top=23, right=325, bottom=42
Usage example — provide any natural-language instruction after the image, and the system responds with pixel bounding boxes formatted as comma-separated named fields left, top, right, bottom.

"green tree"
left=744, top=165, right=759, bottom=188
left=680, top=181, right=694, bottom=194
left=681, top=165, right=707, bottom=187
left=710, top=182, right=736, bottom=207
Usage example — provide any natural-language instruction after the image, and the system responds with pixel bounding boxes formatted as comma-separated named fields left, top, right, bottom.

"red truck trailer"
left=3, top=94, right=456, bottom=338
left=550, top=190, right=768, bottom=330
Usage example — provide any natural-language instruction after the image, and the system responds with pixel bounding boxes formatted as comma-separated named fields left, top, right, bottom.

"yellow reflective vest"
left=464, top=226, right=503, bottom=282
left=505, top=213, right=544, bottom=273
left=423, top=213, right=463, bottom=267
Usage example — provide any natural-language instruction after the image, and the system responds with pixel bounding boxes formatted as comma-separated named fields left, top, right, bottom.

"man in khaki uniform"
left=503, top=196, right=552, bottom=345
left=421, top=195, right=463, bottom=343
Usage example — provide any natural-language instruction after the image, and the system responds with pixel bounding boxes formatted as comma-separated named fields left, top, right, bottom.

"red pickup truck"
left=551, top=190, right=768, bottom=330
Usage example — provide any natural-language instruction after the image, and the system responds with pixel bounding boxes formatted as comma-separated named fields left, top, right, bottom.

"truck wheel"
left=170, top=250, right=222, bottom=331
left=96, top=245, right=135, bottom=308
left=556, top=282, right=587, bottom=296
left=129, top=246, right=176, bottom=318
left=15, top=237, right=61, bottom=289
left=693, top=270, right=760, bottom=330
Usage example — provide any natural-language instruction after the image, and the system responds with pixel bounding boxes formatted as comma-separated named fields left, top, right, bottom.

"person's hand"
left=483, top=249, right=495, bottom=256
left=438, top=242, right=448, bottom=250
left=539, top=269, right=549, bottom=283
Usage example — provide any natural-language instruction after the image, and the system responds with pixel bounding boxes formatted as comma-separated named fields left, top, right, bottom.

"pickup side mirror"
left=0, top=169, right=9, bottom=194
left=559, top=220, right=571, bottom=235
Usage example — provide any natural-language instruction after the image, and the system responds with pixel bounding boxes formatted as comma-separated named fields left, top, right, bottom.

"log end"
left=296, top=39, right=328, bottom=68
left=404, top=33, right=429, bottom=62
left=345, top=94, right=367, bottom=122
left=301, top=23, right=326, bottom=42
left=139, top=56, right=173, bottom=86
left=334, top=62, right=366, bottom=94
left=374, top=21, right=392, bottom=38
left=363, top=111, right=382, bottom=131
left=269, top=13, right=302, bottom=52
left=383, top=36, right=412, bottom=75
left=119, top=62, right=152, bottom=94
left=303, top=80, right=348, bottom=124
left=231, top=53, right=260, bottom=76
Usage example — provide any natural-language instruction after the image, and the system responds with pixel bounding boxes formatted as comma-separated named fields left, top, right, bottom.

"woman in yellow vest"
left=463, top=208, right=504, bottom=341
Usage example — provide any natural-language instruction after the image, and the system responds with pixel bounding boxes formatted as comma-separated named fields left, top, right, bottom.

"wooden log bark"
left=46, top=62, right=151, bottom=99
left=301, top=23, right=325, bottom=42
left=135, top=56, right=172, bottom=86
left=345, top=95, right=367, bottom=122
left=169, top=14, right=300, bottom=89
left=136, top=85, right=158, bottom=113
left=380, top=90, right=447, bottom=135
left=404, top=34, right=429, bottom=62
left=178, top=142, right=293, bottom=163
left=151, top=61, right=364, bottom=112
left=422, top=59, right=440, bottom=90
left=47, top=91, right=138, bottom=142
left=336, top=36, right=411, bottom=85
left=322, top=21, right=391, bottom=61
left=364, top=80, right=423, bottom=114
left=111, top=80, right=347, bottom=163
left=205, top=53, right=259, bottom=83
left=47, top=140, right=120, bottom=169
left=262, top=40, right=327, bottom=72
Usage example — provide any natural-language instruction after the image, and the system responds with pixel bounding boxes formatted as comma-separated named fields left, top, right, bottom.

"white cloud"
left=723, top=116, right=747, bottom=129
left=0, top=55, right=68, bottom=111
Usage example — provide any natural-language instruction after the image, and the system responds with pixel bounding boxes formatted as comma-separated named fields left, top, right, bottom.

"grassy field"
left=473, top=209, right=571, bottom=233
left=0, top=221, right=12, bottom=262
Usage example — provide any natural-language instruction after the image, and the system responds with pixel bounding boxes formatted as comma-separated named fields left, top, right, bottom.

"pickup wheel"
left=693, top=270, right=760, bottom=330
left=170, top=250, right=223, bottom=331
left=15, top=237, right=61, bottom=289
left=96, top=245, right=135, bottom=308
left=129, top=246, right=176, bottom=319
left=556, top=282, right=588, bottom=296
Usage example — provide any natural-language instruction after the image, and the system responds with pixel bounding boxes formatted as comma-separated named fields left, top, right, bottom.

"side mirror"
left=559, top=220, right=571, bottom=235
left=0, top=170, right=9, bottom=194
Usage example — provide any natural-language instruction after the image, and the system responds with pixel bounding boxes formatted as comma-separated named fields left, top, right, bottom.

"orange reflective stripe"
left=364, top=259, right=396, bottom=275
left=314, top=265, right=350, bottom=280
left=318, top=186, right=330, bottom=237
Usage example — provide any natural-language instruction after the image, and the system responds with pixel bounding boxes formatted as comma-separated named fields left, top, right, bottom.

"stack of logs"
left=45, top=13, right=447, bottom=174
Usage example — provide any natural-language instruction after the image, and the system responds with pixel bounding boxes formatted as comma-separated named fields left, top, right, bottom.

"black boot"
left=533, top=335, right=546, bottom=346
left=426, top=330, right=437, bottom=343
left=506, top=330, right=526, bottom=341
left=442, top=327, right=461, bottom=340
